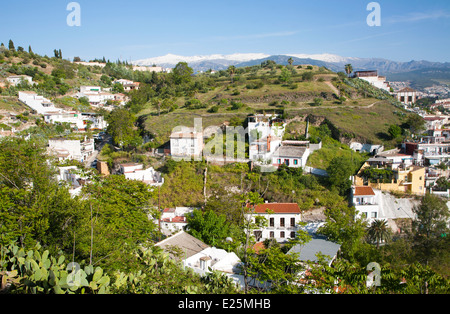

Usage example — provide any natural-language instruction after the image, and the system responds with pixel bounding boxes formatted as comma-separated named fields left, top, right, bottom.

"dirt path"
left=325, top=81, right=340, bottom=95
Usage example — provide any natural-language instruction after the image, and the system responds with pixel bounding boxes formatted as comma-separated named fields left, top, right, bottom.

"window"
left=290, top=218, right=295, bottom=227
left=361, top=212, right=368, bottom=218
left=280, top=218, right=285, bottom=227
left=290, top=232, right=296, bottom=238
left=280, top=231, right=285, bottom=238
left=371, top=212, right=378, bottom=218
left=270, top=231, right=274, bottom=238
left=269, top=218, right=274, bottom=227
left=277, top=159, right=281, bottom=164
left=294, top=159, right=298, bottom=165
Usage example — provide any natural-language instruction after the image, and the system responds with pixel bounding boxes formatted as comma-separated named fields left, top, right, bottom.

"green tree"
left=326, top=155, right=355, bottom=195
left=106, top=108, right=142, bottom=149
left=405, top=114, right=425, bottom=134
left=186, top=209, right=232, bottom=248
left=344, top=64, right=353, bottom=77
left=279, top=67, right=292, bottom=84
left=366, top=219, right=391, bottom=249
left=80, top=175, right=159, bottom=269
left=287, top=57, right=294, bottom=66
left=8, top=39, right=15, bottom=51
left=388, top=124, right=402, bottom=139
left=172, top=62, right=194, bottom=85
left=227, top=65, right=236, bottom=83
left=411, top=194, right=450, bottom=267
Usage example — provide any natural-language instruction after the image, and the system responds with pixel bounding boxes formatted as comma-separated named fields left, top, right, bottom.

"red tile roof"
left=250, top=203, right=301, bottom=214
left=353, top=186, right=375, bottom=196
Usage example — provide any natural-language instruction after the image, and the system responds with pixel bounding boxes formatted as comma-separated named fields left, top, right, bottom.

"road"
left=84, top=134, right=112, bottom=168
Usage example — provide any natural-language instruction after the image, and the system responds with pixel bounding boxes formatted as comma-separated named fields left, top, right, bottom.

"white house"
left=18, top=91, right=62, bottom=115
left=56, top=166, right=86, bottom=197
left=48, top=138, right=95, bottom=163
left=77, top=86, right=115, bottom=106
left=170, top=127, right=204, bottom=159
left=158, top=207, right=195, bottom=235
left=246, top=202, right=303, bottom=243
left=154, top=231, right=244, bottom=289
left=248, top=114, right=286, bottom=163
left=351, top=186, right=384, bottom=224
left=272, top=141, right=311, bottom=168
left=43, top=111, right=108, bottom=131
left=350, top=142, right=384, bottom=155
left=184, top=246, right=243, bottom=287
left=354, top=71, right=390, bottom=92
left=7, top=75, right=34, bottom=86
left=112, top=79, right=140, bottom=91
left=118, top=163, right=164, bottom=187
left=249, top=134, right=282, bottom=163
left=396, top=87, right=419, bottom=105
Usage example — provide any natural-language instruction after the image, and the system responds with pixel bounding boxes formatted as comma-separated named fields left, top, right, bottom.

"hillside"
left=0, top=44, right=412, bottom=152
left=133, top=63, right=410, bottom=151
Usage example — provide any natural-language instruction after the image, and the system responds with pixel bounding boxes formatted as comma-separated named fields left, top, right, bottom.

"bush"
left=185, top=99, right=207, bottom=110
left=208, top=105, right=219, bottom=113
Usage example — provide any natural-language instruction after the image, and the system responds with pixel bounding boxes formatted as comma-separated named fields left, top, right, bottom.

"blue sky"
left=1, top=0, right=449, bottom=62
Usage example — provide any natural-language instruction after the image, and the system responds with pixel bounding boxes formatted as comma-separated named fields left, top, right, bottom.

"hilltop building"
left=396, top=87, right=419, bottom=105
left=353, top=70, right=390, bottom=92
left=7, top=75, right=34, bottom=86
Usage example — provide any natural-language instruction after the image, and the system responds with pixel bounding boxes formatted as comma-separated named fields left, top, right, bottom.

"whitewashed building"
left=248, top=114, right=286, bottom=163
left=272, top=141, right=311, bottom=168
left=354, top=70, right=390, bottom=92
left=170, top=127, right=204, bottom=159
left=7, top=75, right=34, bottom=86
left=48, top=138, right=95, bottom=163
left=118, top=163, right=164, bottom=187
left=246, top=203, right=303, bottom=243
left=351, top=186, right=384, bottom=224
left=56, top=166, right=85, bottom=197
left=43, top=111, right=108, bottom=131
left=396, top=87, right=419, bottom=105
left=77, top=86, right=115, bottom=106
left=18, top=91, right=62, bottom=115
left=158, top=207, right=195, bottom=235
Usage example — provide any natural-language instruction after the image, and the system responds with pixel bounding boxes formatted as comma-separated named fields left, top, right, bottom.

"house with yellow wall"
left=355, top=158, right=426, bottom=195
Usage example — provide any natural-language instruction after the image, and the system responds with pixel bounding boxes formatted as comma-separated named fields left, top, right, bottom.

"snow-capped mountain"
left=283, top=53, right=360, bottom=64
left=131, top=52, right=450, bottom=87
left=133, top=53, right=271, bottom=67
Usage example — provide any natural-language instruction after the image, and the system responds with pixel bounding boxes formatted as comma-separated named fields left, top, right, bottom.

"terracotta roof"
left=250, top=203, right=301, bottom=214
left=398, top=87, right=416, bottom=93
left=353, top=186, right=375, bottom=196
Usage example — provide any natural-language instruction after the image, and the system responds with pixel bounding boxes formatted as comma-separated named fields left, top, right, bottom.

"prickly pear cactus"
left=0, top=243, right=110, bottom=294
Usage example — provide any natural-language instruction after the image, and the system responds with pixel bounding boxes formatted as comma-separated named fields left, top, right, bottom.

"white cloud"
left=385, top=10, right=450, bottom=24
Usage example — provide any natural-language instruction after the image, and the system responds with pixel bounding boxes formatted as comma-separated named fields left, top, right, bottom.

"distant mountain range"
left=133, top=53, right=450, bottom=89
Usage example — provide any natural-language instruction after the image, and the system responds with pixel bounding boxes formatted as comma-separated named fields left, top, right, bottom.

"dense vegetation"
left=1, top=40, right=448, bottom=294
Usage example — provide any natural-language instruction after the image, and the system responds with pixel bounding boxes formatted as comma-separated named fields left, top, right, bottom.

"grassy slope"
left=139, top=65, right=409, bottom=151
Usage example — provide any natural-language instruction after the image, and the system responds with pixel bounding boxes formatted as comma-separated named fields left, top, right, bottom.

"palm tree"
left=367, top=219, right=391, bottom=248
left=344, top=64, right=353, bottom=78
left=228, top=65, right=236, bottom=83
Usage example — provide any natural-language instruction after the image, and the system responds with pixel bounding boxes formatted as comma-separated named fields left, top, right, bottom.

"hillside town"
left=1, top=14, right=449, bottom=297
